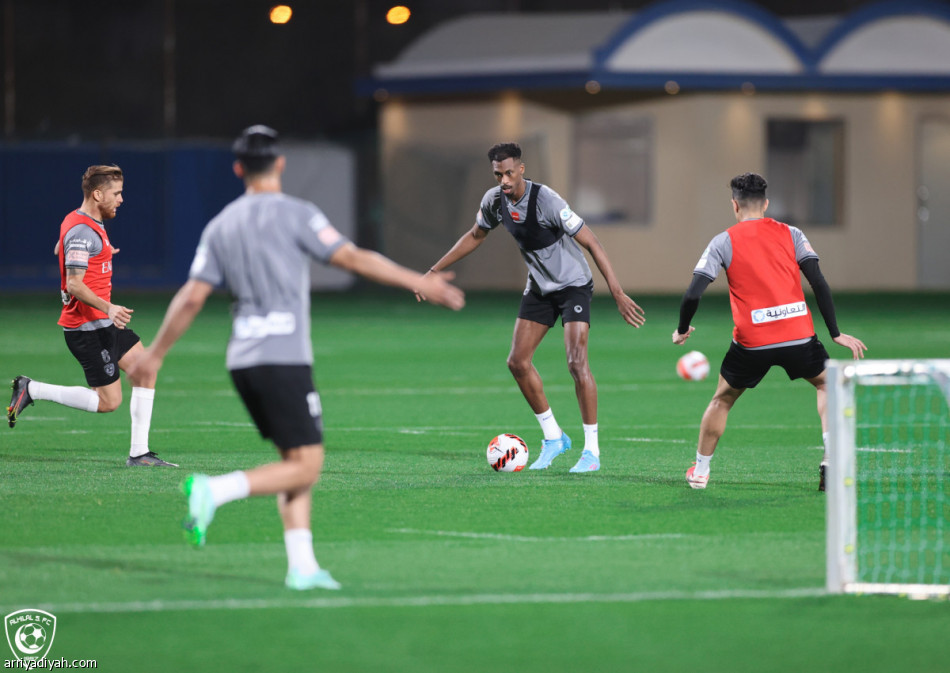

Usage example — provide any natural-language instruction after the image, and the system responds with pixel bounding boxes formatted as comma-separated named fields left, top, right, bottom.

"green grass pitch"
left=0, top=291, right=948, bottom=671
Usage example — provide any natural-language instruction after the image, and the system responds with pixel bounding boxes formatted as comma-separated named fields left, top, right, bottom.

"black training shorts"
left=230, top=364, right=324, bottom=450
left=64, top=324, right=141, bottom=387
left=720, top=335, right=829, bottom=389
left=518, top=281, right=593, bottom=327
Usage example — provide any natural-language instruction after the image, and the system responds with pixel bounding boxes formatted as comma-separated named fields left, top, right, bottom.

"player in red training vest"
left=6, top=165, right=176, bottom=467
left=672, top=173, right=866, bottom=491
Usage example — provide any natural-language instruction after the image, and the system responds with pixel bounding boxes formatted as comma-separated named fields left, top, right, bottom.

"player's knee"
left=507, top=355, right=531, bottom=378
left=97, top=395, right=121, bottom=413
left=565, top=353, right=590, bottom=381
left=293, top=447, right=325, bottom=484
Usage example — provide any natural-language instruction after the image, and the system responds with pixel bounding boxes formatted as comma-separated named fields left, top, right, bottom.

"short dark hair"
left=81, top=165, right=123, bottom=198
left=233, top=124, right=280, bottom=175
left=730, top=173, right=768, bottom=206
left=487, top=142, right=522, bottom=163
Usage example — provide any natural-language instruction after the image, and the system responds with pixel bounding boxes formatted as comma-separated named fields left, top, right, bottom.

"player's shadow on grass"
left=0, top=549, right=279, bottom=588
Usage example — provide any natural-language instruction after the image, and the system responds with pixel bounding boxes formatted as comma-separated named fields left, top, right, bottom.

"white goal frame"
left=826, top=358, right=950, bottom=597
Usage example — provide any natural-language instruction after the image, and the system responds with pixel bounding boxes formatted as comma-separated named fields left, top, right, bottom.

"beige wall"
left=380, top=91, right=950, bottom=292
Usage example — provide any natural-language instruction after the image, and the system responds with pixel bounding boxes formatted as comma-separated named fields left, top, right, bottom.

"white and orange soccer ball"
left=677, top=350, right=710, bottom=381
left=486, top=433, right=529, bottom=472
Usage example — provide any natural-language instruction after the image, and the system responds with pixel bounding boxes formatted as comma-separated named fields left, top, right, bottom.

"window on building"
left=573, top=112, right=652, bottom=226
left=766, top=119, right=844, bottom=227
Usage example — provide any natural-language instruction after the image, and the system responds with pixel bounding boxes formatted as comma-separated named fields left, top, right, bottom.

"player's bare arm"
left=416, top=223, right=488, bottom=302
left=330, top=242, right=465, bottom=311
left=572, top=226, right=645, bottom=328
left=65, top=267, right=133, bottom=329
left=129, top=279, right=215, bottom=384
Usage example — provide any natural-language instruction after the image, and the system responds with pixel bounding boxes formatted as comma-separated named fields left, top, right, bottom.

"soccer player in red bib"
left=672, top=173, right=865, bottom=491
left=6, top=165, right=176, bottom=467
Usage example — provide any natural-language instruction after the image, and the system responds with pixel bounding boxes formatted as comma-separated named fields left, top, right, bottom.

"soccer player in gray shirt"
left=418, top=142, right=645, bottom=473
left=129, top=125, right=464, bottom=590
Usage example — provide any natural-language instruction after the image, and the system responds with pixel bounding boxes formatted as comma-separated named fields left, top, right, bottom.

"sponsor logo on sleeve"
left=695, top=246, right=710, bottom=269
left=317, top=225, right=342, bottom=247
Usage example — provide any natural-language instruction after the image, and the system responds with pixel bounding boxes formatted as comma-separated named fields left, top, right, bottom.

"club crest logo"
left=5, top=609, right=56, bottom=662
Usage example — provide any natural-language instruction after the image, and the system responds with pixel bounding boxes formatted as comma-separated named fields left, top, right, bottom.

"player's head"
left=233, top=125, right=282, bottom=178
left=730, top=172, right=769, bottom=218
left=487, top=143, right=522, bottom=164
left=81, top=165, right=124, bottom=219
left=488, top=142, right=525, bottom=198
left=81, top=165, right=123, bottom=198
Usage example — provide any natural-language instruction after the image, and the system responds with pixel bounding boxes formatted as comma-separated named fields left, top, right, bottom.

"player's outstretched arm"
left=129, top=279, right=215, bottom=382
left=832, top=333, right=867, bottom=360
left=330, top=243, right=465, bottom=311
left=416, top=224, right=488, bottom=303
left=572, top=226, right=645, bottom=328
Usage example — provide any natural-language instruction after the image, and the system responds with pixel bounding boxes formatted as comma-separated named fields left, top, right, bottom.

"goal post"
left=826, top=359, right=950, bottom=597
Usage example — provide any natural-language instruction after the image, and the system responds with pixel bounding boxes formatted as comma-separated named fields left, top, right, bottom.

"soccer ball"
left=16, top=624, right=46, bottom=653
left=677, top=350, right=709, bottom=381
left=486, top=433, right=529, bottom=472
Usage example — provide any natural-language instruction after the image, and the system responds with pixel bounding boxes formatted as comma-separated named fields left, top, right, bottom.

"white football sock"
left=129, top=387, right=155, bottom=458
left=284, top=528, right=320, bottom=575
left=694, top=452, right=712, bottom=477
left=822, top=432, right=829, bottom=464
left=27, top=380, right=99, bottom=413
left=208, top=471, right=250, bottom=508
left=583, top=423, right=600, bottom=457
left=535, top=408, right=562, bottom=441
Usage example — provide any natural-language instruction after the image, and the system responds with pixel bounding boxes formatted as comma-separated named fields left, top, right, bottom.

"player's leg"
left=507, top=317, right=551, bottom=414
left=795, top=337, right=832, bottom=490
left=688, top=375, right=745, bottom=488
left=559, top=284, right=600, bottom=473
left=6, top=330, right=107, bottom=427
left=117, top=334, right=176, bottom=466
left=272, top=446, right=340, bottom=590
left=511, top=318, right=572, bottom=470
left=687, top=340, right=765, bottom=489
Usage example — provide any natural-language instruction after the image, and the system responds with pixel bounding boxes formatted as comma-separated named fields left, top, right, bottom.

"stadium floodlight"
left=826, top=359, right=950, bottom=598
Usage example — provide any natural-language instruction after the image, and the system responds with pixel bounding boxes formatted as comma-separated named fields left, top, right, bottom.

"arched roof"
left=362, top=0, right=950, bottom=95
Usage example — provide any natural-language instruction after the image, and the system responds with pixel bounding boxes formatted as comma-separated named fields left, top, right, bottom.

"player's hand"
left=672, top=326, right=695, bottom=345
left=107, top=303, right=134, bottom=329
left=414, top=269, right=433, bottom=303
left=415, top=271, right=465, bottom=311
left=615, top=293, right=646, bottom=328
left=833, top=333, right=867, bottom=360
left=110, top=246, right=120, bottom=255
left=53, top=240, right=61, bottom=256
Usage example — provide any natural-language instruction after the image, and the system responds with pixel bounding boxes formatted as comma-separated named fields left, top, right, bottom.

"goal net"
left=826, top=359, right=950, bottom=596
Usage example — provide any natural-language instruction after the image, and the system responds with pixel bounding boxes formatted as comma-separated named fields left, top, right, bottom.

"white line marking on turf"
left=11, top=588, right=827, bottom=615
left=388, top=529, right=685, bottom=542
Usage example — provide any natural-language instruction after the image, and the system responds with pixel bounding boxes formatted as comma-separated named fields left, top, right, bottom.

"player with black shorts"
left=673, top=172, right=866, bottom=491
left=129, top=125, right=463, bottom=591
left=6, top=164, right=176, bottom=467
left=418, top=142, right=645, bottom=473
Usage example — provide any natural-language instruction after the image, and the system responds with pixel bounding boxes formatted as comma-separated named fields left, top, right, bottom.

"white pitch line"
left=388, top=529, right=685, bottom=542
left=5, top=587, right=827, bottom=615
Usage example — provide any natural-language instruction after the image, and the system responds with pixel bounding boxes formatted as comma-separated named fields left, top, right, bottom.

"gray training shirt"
left=189, top=192, right=349, bottom=370
left=693, top=225, right=818, bottom=280
left=476, top=180, right=592, bottom=296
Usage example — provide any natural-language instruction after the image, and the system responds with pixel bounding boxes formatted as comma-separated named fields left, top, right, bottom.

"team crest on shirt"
left=510, top=210, right=520, bottom=221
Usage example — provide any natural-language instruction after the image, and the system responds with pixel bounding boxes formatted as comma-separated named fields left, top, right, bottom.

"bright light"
left=387, top=6, right=411, bottom=25
left=270, top=5, right=292, bottom=24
